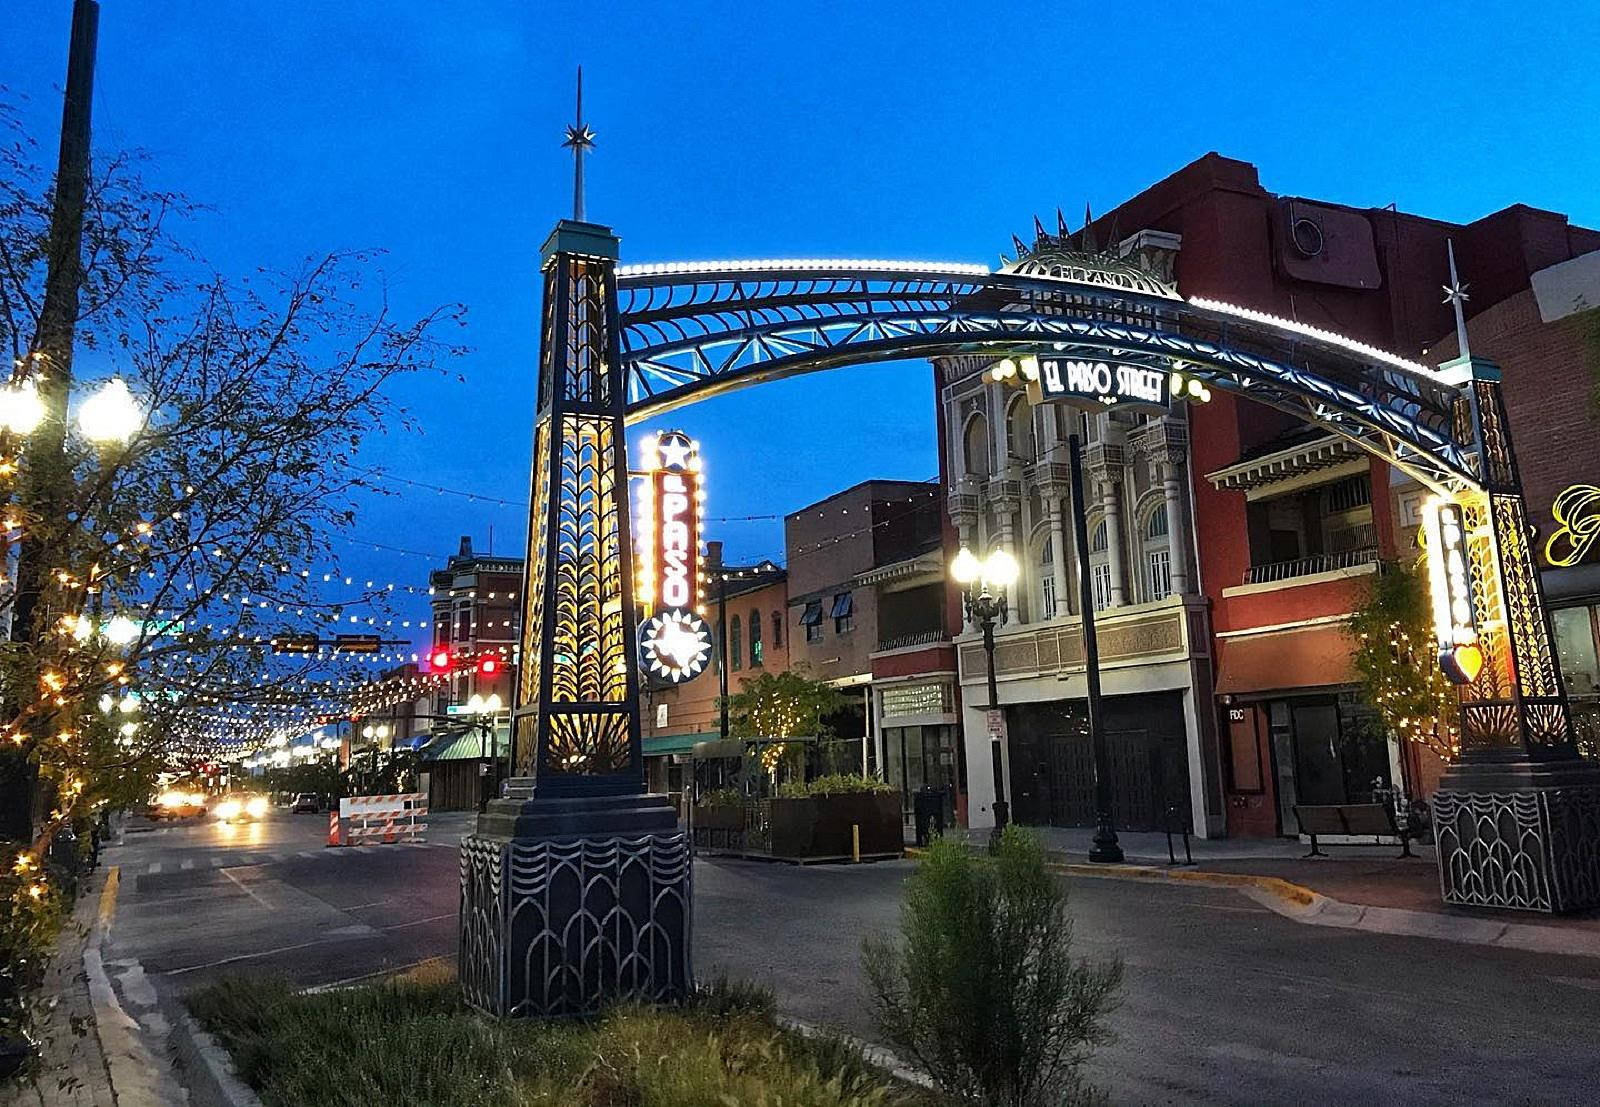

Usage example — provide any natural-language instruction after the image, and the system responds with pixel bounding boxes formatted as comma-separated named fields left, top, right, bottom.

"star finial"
left=1443, top=239, right=1471, bottom=359
left=562, top=67, right=595, bottom=221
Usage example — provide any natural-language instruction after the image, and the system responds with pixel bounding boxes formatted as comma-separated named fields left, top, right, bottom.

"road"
left=102, top=811, right=1600, bottom=1105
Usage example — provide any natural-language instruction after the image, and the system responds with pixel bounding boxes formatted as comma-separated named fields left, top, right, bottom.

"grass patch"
left=188, top=964, right=933, bottom=1107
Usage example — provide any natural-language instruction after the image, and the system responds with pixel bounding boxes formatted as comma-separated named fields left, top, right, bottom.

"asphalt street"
left=102, top=812, right=1600, bottom=1105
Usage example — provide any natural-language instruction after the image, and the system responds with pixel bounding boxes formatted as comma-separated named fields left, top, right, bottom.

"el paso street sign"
left=1036, top=357, right=1169, bottom=413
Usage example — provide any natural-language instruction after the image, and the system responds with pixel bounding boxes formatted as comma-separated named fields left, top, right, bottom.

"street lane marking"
left=381, top=912, right=454, bottom=931
left=162, top=926, right=377, bottom=977
left=222, top=868, right=274, bottom=912
left=180, top=859, right=195, bottom=870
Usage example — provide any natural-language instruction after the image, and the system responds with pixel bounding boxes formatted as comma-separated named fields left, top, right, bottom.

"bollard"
left=852, top=823, right=860, bottom=864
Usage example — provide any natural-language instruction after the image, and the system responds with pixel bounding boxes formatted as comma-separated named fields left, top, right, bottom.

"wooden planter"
left=747, top=793, right=902, bottom=863
left=691, top=804, right=745, bottom=854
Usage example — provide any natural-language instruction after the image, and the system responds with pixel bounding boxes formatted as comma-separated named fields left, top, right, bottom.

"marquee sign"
left=636, top=430, right=711, bottom=684
left=1544, top=484, right=1600, bottom=568
left=1036, top=357, right=1170, bottom=412
left=1421, top=496, right=1484, bottom=685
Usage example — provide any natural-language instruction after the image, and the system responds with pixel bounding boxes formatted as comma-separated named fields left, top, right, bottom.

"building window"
left=1006, top=393, right=1035, bottom=464
left=1038, top=534, right=1057, bottom=619
left=1144, top=505, right=1172, bottom=601
left=771, top=610, right=783, bottom=648
left=963, top=413, right=991, bottom=479
left=800, top=599, right=824, bottom=643
left=1091, top=563, right=1112, bottom=612
left=831, top=591, right=854, bottom=634
left=749, top=606, right=763, bottom=666
left=1326, top=474, right=1373, bottom=513
left=1090, top=519, right=1108, bottom=553
left=730, top=615, right=742, bottom=672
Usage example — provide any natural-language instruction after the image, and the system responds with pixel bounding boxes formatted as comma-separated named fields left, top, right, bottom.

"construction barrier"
left=327, top=810, right=343, bottom=848
left=335, top=792, right=428, bottom=846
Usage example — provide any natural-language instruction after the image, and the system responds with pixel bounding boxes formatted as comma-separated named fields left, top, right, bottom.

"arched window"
left=1088, top=518, right=1112, bottom=612
left=749, top=606, right=763, bottom=666
left=963, top=413, right=991, bottom=479
left=1038, top=534, right=1057, bottom=620
left=1144, top=504, right=1172, bottom=601
left=730, top=615, right=742, bottom=672
left=771, top=610, right=782, bottom=649
left=1006, top=394, right=1035, bottom=463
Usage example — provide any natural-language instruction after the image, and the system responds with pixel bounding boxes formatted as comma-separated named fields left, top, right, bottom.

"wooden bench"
left=1292, top=802, right=1415, bottom=859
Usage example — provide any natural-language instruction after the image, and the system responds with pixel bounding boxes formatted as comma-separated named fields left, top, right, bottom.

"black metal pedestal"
left=1433, top=756, right=1600, bottom=914
left=459, top=780, right=692, bottom=1017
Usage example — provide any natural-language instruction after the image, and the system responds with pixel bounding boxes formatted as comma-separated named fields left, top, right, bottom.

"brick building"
left=940, top=152, right=1598, bottom=837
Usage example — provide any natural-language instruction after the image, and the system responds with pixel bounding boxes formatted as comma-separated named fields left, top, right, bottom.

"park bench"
left=1292, top=802, right=1415, bottom=859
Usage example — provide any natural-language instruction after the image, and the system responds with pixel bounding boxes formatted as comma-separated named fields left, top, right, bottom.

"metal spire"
left=562, top=66, right=596, bottom=222
left=1443, top=238, right=1472, bottom=359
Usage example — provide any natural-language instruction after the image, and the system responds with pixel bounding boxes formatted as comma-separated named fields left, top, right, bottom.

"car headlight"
left=216, top=800, right=242, bottom=820
left=189, top=793, right=208, bottom=807
left=245, top=797, right=268, bottom=818
left=158, top=791, right=184, bottom=808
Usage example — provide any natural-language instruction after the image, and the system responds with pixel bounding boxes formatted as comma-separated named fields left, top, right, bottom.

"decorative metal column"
left=1433, top=354, right=1600, bottom=913
left=459, top=219, right=691, bottom=1015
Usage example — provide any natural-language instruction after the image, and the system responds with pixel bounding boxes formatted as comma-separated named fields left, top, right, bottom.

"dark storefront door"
left=1007, top=692, right=1189, bottom=832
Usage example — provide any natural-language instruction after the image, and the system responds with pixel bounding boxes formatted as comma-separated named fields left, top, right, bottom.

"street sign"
left=1036, top=357, right=1169, bottom=413
left=333, top=633, right=382, bottom=653
left=986, top=709, right=1005, bottom=740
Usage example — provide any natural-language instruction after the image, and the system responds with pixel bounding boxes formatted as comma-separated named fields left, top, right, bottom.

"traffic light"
left=477, top=655, right=500, bottom=677
left=428, top=647, right=453, bottom=672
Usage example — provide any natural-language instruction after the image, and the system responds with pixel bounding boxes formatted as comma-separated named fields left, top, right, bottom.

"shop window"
left=1554, top=605, right=1600, bottom=697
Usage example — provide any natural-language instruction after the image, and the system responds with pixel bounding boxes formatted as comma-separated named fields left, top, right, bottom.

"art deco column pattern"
left=513, top=221, right=644, bottom=792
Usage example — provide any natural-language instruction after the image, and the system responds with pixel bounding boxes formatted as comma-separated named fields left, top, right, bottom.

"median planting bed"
left=188, top=965, right=931, bottom=1107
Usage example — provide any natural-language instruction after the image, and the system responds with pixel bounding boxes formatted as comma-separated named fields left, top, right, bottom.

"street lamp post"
left=951, top=546, right=1019, bottom=831
left=1068, top=433, right=1124, bottom=863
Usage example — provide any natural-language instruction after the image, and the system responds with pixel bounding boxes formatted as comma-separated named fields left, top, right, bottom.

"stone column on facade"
left=948, top=479, right=980, bottom=634
left=1037, top=470, right=1073, bottom=621
left=989, top=484, right=1022, bottom=625
left=1098, top=476, right=1127, bottom=608
left=1159, top=457, right=1191, bottom=596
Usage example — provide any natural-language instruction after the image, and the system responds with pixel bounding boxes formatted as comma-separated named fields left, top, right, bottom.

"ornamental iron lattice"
left=1434, top=786, right=1600, bottom=913
left=459, top=832, right=692, bottom=1016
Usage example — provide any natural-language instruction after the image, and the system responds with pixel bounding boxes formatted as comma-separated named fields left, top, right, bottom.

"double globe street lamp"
left=951, top=545, right=1019, bottom=830
left=0, top=368, right=145, bottom=446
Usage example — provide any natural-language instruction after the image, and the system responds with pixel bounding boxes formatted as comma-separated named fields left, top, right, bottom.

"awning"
left=829, top=592, right=854, bottom=619
left=800, top=600, right=823, bottom=625
left=1214, top=625, right=1356, bottom=696
left=644, top=731, right=717, bottom=757
left=418, top=729, right=491, bottom=761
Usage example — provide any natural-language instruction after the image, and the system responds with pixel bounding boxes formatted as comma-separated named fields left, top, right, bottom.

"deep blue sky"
left=13, top=1, right=1600, bottom=645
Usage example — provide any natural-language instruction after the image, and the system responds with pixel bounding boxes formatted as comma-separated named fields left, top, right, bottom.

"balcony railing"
left=876, top=628, right=949, bottom=652
left=1241, top=546, right=1380, bottom=586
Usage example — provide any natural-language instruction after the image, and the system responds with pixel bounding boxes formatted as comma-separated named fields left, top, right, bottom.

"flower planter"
left=691, top=804, right=746, bottom=854
left=747, top=793, right=902, bottom=862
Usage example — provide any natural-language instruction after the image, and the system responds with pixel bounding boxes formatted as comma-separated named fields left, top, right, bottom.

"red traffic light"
left=478, top=655, right=500, bottom=676
left=428, top=648, right=453, bottom=672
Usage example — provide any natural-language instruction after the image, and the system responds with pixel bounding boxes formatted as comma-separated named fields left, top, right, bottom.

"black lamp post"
left=952, top=546, right=1019, bottom=831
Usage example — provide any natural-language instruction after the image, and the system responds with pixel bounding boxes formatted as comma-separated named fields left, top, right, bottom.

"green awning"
left=644, top=731, right=718, bottom=757
left=419, top=730, right=492, bottom=761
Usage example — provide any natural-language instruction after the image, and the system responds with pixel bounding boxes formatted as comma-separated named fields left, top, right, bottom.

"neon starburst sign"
left=639, top=608, right=712, bottom=683
left=636, top=429, right=711, bottom=684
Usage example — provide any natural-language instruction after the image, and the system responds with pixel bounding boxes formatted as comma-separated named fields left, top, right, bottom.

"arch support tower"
left=459, top=221, right=691, bottom=1018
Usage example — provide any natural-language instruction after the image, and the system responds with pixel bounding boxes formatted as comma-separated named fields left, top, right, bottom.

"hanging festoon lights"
left=635, top=430, right=712, bottom=684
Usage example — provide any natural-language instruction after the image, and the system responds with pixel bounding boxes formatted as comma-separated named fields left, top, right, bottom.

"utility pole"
left=1, top=0, right=100, bottom=842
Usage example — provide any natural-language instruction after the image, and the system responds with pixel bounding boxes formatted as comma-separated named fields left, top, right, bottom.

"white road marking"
left=180, top=859, right=195, bottom=870
left=380, top=912, right=454, bottom=931
left=221, top=867, right=274, bottom=912
left=162, top=925, right=377, bottom=977
left=146, top=862, right=161, bottom=875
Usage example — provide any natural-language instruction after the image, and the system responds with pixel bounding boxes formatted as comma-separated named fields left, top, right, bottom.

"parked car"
left=290, top=792, right=321, bottom=814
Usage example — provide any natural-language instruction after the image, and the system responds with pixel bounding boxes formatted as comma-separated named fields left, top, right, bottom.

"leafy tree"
left=1345, top=559, right=1461, bottom=761
left=724, top=666, right=846, bottom=778
left=864, top=827, right=1122, bottom=1106
left=0, top=99, right=460, bottom=1038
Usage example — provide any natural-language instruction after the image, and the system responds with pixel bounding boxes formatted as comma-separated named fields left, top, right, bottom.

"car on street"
left=213, top=793, right=270, bottom=823
left=149, top=789, right=208, bottom=819
left=290, top=792, right=321, bottom=814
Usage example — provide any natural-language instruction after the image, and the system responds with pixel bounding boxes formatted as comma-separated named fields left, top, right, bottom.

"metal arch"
left=615, top=264, right=1476, bottom=491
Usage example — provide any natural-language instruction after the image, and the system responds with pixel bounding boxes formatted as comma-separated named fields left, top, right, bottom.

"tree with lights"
left=1345, top=557, right=1461, bottom=764
left=0, top=97, right=462, bottom=1042
left=725, top=667, right=847, bottom=780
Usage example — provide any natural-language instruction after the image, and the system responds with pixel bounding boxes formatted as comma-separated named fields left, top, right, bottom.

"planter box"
left=748, top=793, right=902, bottom=862
left=691, top=804, right=745, bottom=854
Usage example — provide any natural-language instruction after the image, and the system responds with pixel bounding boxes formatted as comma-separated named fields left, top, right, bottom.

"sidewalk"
left=945, top=824, right=1600, bottom=952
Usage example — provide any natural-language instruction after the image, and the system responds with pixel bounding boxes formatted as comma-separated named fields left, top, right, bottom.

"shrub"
left=697, top=788, right=743, bottom=810
left=807, top=773, right=894, bottom=796
left=863, top=826, right=1122, bottom=1107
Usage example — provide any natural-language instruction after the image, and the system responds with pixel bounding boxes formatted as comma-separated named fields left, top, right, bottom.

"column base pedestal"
left=1433, top=756, right=1600, bottom=914
left=459, top=786, right=692, bottom=1017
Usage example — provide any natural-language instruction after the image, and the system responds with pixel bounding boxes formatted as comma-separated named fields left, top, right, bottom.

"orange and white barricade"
left=327, top=810, right=345, bottom=847
left=337, top=793, right=428, bottom=846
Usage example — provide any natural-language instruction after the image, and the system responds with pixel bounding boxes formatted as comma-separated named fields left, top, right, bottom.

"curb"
left=1045, top=860, right=1600, bottom=958
left=167, top=1006, right=264, bottom=1107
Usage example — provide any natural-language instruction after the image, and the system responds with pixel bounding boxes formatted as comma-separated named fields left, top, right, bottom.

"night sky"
left=12, top=0, right=1600, bottom=654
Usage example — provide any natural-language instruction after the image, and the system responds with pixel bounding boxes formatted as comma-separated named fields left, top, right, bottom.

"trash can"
left=913, top=787, right=948, bottom=847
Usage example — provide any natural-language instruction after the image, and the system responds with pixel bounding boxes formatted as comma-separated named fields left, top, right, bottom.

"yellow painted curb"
left=1048, top=861, right=1318, bottom=908
left=96, top=865, right=120, bottom=943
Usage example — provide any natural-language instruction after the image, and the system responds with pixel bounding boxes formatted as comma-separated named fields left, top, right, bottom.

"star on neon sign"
left=656, top=432, right=694, bottom=471
left=639, top=609, right=712, bottom=683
